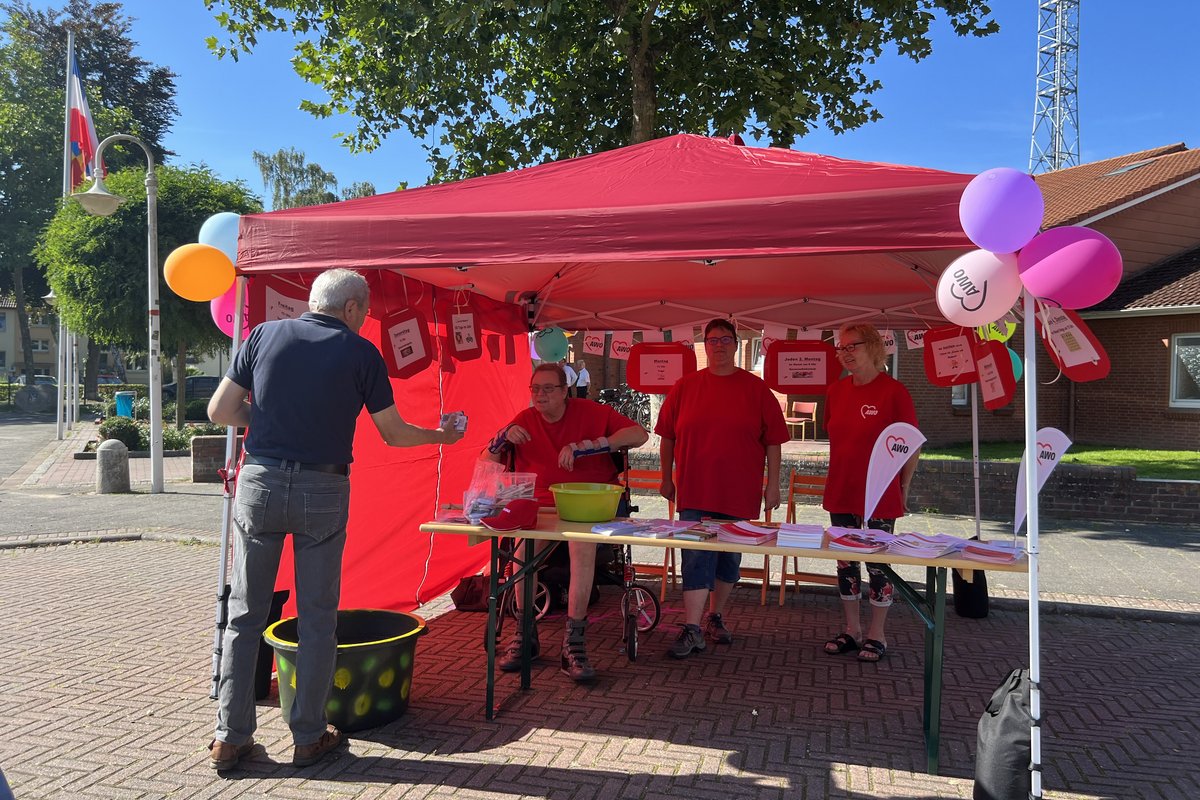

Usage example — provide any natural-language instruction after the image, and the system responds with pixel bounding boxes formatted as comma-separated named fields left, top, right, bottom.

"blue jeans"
left=216, top=463, right=350, bottom=747
left=678, top=508, right=742, bottom=591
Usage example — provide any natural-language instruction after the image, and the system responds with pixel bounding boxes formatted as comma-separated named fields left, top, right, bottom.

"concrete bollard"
left=96, top=439, right=131, bottom=494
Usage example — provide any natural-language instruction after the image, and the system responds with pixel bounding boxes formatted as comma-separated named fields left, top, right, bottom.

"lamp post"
left=71, top=134, right=163, bottom=493
left=43, top=289, right=67, bottom=438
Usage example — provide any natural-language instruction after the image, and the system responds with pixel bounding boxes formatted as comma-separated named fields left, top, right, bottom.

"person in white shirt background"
left=574, top=362, right=590, bottom=398
left=562, top=361, right=578, bottom=391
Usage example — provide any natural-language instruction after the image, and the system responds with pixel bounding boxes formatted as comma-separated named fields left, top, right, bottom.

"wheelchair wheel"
left=624, top=611, right=639, bottom=662
left=505, top=580, right=551, bottom=621
left=619, top=585, right=660, bottom=633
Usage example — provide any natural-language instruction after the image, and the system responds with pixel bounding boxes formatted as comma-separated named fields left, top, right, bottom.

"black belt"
left=243, top=454, right=349, bottom=476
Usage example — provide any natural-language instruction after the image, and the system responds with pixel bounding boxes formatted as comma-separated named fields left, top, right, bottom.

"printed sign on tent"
left=449, top=312, right=482, bottom=361
left=972, top=338, right=1017, bottom=410
left=793, top=328, right=823, bottom=341
left=609, top=331, right=634, bottom=361
left=880, top=329, right=897, bottom=356
left=1037, top=306, right=1111, bottom=383
left=863, top=422, right=926, bottom=522
left=380, top=307, right=433, bottom=379
left=762, top=323, right=788, bottom=354
left=627, top=342, right=698, bottom=394
left=265, top=283, right=306, bottom=322
left=905, top=329, right=926, bottom=349
left=640, top=329, right=665, bottom=343
left=582, top=330, right=606, bottom=355
left=667, top=326, right=695, bottom=348
left=922, top=326, right=979, bottom=387
left=1014, top=427, right=1073, bottom=533
left=763, top=340, right=838, bottom=394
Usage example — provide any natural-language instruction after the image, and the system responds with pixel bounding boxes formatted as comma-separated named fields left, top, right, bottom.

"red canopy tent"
left=233, top=134, right=976, bottom=612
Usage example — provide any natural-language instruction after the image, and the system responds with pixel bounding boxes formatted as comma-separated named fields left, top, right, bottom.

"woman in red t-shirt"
left=822, top=323, right=920, bottom=663
left=656, top=318, right=790, bottom=659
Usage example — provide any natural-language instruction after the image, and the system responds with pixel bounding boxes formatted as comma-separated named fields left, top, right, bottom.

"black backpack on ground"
left=974, top=667, right=1034, bottom=800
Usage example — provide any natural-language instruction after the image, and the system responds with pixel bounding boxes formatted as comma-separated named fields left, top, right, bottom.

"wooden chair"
left=784, top=401, right=817, bottom=440
left=733, top=481, right=775, bottom=606
left=621, top=466, right=677, bottom=601
left=775, top=469, right=838, bottom=605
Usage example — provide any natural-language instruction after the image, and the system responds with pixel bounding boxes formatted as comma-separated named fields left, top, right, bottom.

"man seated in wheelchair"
left=482, top=362, right=649, bottom=682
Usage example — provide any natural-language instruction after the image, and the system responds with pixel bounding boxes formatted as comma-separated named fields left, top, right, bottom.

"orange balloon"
left=163, top=243, right=235, bottom=302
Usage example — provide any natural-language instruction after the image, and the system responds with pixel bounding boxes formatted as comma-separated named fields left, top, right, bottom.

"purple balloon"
left=959, top=168, right=1045, bottom=254
left=1017, top=226, right=1123, bottom=309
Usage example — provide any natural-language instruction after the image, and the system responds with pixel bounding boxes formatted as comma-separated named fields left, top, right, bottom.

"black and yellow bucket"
left=264, top=609, right=427, bottom=732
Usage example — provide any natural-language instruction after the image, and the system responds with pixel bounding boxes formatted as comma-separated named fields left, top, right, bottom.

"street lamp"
left=43, top=289, right=67, bottom=438
left=71, top=134, right=163, bottom=494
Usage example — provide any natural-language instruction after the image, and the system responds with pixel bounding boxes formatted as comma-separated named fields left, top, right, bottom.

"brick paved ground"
left=2, top=539, right=1197, bottom=800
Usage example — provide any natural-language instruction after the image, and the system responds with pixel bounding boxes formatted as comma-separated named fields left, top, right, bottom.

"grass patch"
left=922, top=442, right=1200, bottom=481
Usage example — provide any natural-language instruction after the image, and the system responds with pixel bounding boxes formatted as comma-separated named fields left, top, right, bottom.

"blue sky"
left=66, top=2, right=1200, bottom=205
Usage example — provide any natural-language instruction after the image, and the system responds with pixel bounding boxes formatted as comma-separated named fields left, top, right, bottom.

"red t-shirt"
left=508, top=398, right=640, bottom=504
left=822, top=372, right=918, bottom=520
left=655, top=369, right=790, bottom=519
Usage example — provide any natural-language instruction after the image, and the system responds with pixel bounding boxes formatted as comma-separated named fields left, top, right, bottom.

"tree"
left=252, top=146, right=376, bottom=210
left=35, top=164, right=261, bottom=416
left=0, top=0, right=178, bottom=382
left=206, top=1, right=998, bottom=181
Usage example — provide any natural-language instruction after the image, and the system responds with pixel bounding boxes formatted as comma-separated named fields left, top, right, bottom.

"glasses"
left=834, top=341, right=865, bottom=354
left=703, top=335, right=735, bottom=346
left=529, top=384, right=565, bottom=395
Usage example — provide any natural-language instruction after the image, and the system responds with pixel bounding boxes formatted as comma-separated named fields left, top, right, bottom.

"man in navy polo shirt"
left=206, top=268, right=463, bottom=772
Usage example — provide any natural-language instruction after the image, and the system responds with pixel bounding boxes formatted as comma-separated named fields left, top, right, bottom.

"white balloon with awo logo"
left=936, top=250, right=1023, bottom=328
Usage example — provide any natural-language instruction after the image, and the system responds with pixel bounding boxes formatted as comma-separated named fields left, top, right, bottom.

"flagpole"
left=54, top=31, right=76, bottom=440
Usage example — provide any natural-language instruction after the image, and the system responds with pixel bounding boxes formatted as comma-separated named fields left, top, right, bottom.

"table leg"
left=925, top=567, right=947, bottom=775
left=520, top=538, right=536, bottom=689
left=484, top=537, right=501, bottom=721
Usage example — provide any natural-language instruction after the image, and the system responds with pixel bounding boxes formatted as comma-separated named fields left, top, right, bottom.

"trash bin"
left=114, top=391, right=135, bottom=418
left=264, top=609, right=428, bottom=732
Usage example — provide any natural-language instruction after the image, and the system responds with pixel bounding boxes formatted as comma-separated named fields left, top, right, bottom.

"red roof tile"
left=1090, top=246, right=1200, bottom=312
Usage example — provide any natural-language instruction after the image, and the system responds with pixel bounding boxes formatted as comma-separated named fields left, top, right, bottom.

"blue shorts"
left=678, top=508, right=742, bottom=591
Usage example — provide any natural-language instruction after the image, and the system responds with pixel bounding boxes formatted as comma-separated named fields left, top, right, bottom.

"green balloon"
left=533, top=328, right=568, bottom=361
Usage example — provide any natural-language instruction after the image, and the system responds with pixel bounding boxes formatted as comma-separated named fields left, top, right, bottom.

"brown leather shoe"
left=209, top=738, right=254, bottom=771
left=292, top=725, right=345, bottom=767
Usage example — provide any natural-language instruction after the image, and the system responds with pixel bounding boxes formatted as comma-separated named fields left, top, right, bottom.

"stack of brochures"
left=715, top=521, right=777, bottom=545
left=959, top=539, right=1024, bottom=564
left=591, top=519, right=650, bottom=536
left=776, top=523, right=826, bottom=549
left=886, top=532, right=964, bottom=559
left=827, top=527, right=892, bottom=553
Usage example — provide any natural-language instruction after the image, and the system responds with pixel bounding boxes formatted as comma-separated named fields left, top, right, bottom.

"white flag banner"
left=761, top=323, right=787, bottom=354
left=640, top=329, right=665, bottom=343
left=880, top=329, right=898, bottom=356
left=581, top=331, right=606, bottom=355
left=667, top=326, right=695, bottom=348
left=609, top=331, right=634, bottom=360
left=905, top=329, right=926, bottom=349
left=863, top=422, right=926, bottom=522
left=794, top=328, right=822, bottom=341
left=1014, top=427, right=1073, bottom=533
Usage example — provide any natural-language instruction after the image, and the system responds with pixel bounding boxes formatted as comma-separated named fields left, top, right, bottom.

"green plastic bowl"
left=549, top=482, right=624, bottom=522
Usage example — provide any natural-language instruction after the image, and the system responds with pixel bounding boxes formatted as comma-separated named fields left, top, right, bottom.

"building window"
left=1170, top=333, right=1200, bottom=409
left=951, top=383, right=969, bottom=408
left=0, top=351, right=6, bottom=368
left=0, top=312, right=7, bottom=332
left=31, top=339, right=51, bottom=352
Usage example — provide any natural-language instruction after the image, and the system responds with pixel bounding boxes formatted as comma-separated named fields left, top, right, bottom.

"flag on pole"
left=863, top=421, right=926, bottom=522
left=67, top=53, right=100, bottom=190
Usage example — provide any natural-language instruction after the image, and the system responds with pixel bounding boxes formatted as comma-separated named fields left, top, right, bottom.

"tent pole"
left=1023, top=290, right=1043, bottom=797
left=209, top=275, right=247, bottom=699
left=971, top=383, right=981, bottom=540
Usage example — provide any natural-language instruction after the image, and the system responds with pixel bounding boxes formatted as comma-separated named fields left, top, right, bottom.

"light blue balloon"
left=198, top=212, right=241, bottom=264
left=533, top=328, right=568, bottom=362
left=1007, top=347, right=1023, bottom=382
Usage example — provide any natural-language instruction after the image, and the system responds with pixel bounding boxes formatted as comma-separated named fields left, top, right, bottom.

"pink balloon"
left=209, top=285, right=250, bottom=339
left=959, top=168, right=1044, bottom=254
left=1017, top=227, right=1123, bottom=309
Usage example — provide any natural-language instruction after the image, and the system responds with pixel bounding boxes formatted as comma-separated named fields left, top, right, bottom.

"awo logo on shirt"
left=860, top=404, right=879, bottom=418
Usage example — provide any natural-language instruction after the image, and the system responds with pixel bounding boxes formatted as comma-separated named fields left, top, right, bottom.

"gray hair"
left=309, top=269, right=369, bottom=314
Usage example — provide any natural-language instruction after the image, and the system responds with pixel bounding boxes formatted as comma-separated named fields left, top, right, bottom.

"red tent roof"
left=237, top=134, right=974, bottom=330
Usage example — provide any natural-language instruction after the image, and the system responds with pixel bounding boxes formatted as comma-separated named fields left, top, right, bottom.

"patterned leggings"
left=830, top=513, right=896, bottom=608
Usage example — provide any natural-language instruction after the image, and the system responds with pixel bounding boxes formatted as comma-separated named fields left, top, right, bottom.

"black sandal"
left=823, top=633, right=859, bottom=655
left=857, top=639, right=887, bottom=662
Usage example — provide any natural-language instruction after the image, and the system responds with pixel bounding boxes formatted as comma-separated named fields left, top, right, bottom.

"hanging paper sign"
left=972, top=338, right=1016, bottom=410
left=449, top=312, right=482, bottom=361
left=904, top=329, right=926, bottom=349
left=863, top=422, right=927, bottom=522
left=763, top=340, right=839, bottom=394
left=793, top=328, right=822, bottom=341
left=1037, top=306, right=1110, bottom=383
left=582, top=330, right=606, bottom=355
left=667, top=326, right=695, bottom=348
left=1014, top=427, right=1073, bottom=533
left=640, top=329, right=665, bottom=343
left=880, top=329, right=897, bottom=356
left=978, top=319, right=1018, bottom=343
left=265, top=283, right=306, bottom=322
left=380, top=308, right=433, bottom=379
left=609, top=331, right=634, bottom=361
left=922, top=326, right=979, bottom=387
left=762, top=323, right=788, bottom=354
left=627, top=342, right=698, bottom=394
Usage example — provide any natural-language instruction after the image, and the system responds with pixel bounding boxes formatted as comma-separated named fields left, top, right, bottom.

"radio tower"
left=1028, top=1, right=1080, bottom=173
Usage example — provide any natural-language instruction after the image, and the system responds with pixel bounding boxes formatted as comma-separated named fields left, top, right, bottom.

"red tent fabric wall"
left=247, top=272, right=531, bottom=614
